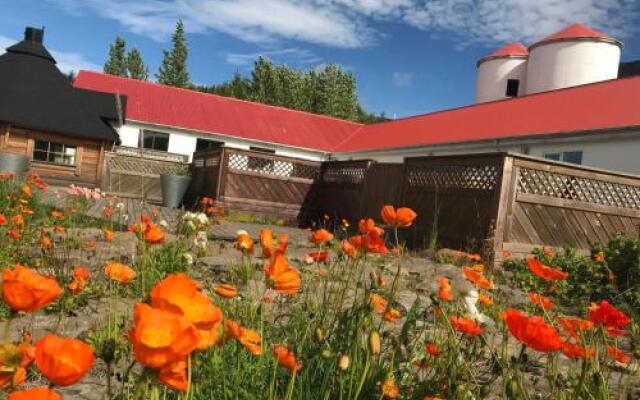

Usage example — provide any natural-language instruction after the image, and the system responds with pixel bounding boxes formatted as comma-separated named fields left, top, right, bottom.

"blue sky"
left=1, top=0, right=639, bottom=118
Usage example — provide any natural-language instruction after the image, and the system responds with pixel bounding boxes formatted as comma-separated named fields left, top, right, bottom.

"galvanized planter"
left=0, top=152, right=29, bottom=176
left=160, top=174, right=192, bottom=208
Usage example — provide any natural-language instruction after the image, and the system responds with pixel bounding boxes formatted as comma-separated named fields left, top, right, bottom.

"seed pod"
left=101, top=338, right=116, bottom=364
left=338, top=354, right=350, bottom=371
left=506, top=377, right=520, bottom=399
left=368, top=331, right=381, bottom=355
left=315, top=327, right=325, bottom=343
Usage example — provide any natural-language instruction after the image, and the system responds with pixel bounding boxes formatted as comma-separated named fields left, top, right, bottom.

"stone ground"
left=1, top=223, right=638, bottom=399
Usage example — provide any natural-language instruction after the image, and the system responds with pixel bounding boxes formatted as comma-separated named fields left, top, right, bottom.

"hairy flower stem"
left=352, top=355, right=371, bottom=400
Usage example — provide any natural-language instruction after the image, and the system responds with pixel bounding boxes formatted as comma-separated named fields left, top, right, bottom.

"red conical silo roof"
left=531, top=23, right=622, bottom=48
left=477, top=42, right=528, bottom=67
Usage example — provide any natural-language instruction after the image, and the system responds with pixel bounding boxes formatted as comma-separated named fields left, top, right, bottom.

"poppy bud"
left=368, top=331, right=381, bottom=355
left=321, top=348, right=333, bottom=359
left=369, top=272, right=379, bottom=289
left=315, top=327, right=325, bottom=343
left=101, top=338, right=116, bottom=364
left=506, top=377, right=519, bottom=398
left=338, top=354, right=350, bottom=371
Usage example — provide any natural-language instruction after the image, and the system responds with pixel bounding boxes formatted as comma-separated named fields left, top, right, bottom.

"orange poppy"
left=588, top=300, right=630, bottom=329
left=0, top=339, right=34, bottom=388
left=309, top=229, right=334, bottom=245
left=359, top=218, right=379, bottom=234
left=437, top=277, right=453, bottom=302
left=558, top=317, right=594, bottom=339
left=40, top=231, right=53, bottom=250
left=362, top=229, right=388, bottom=254
left=461, top=267, right=494, bottom=290
left=236, top=232, right=254, bottom=254
left=450, top=316, right=484, bottom=336
left=35, top=335, right=95, bottom=386
left=130, top=303, right=199, bottom=369
left=103, top=229, right=114, bottom=242
left=144, top=220, right=165, bottom=244
left=529, top=292, right=554, bottom=310
left=2, top=265, right=62, bottom=312
left=49, top=211, right=64, bottom=220
left=369, top=293, right=388, bottom=314
left=21, top=185, right=32, bottom=199
left=593, top=251, right=605, bottom=262
left=150, top=274, right=224, bottom=350
left=341, top=239, right=358, bottom=258
left=53, top=225, right=65, bottom=234
left=478, top=294, right=493, bottom=306
left=8, top=387, right=62, bottom=400
left=259, top=229, right=286, bottom=258
left=27, top=174, right=48, bottom=190
left=158, top=359, right=189, bottom=391
left=383, top=309, right=402, bottom=323
left=607, top=345, right=631, bottom=364
left=0, top=214, right=7, bottom=226
left=527, top=258, right=568, bottom=281
left=104, top=262, right=137, bottom=284
left=380, top=205, right=417, bottom=228
left=68, top=266, right=90, bottom=295
left=214, top=283, right=238, bottom=299
left=504, top=308, right=563, bottom=353
left=8, top=229, right=21, bottom=240
left=467, top=253, right=482, bottom=262
left=86, top=240, right=97, bottom=249
left=501, top=250, right=512, bottom=259
left=381, top=377, right=400, bottom=399
left=265, top=255, right=301, bottom=295
left=273, top=345, right=301, bottom=371
left=425, top=342, right=442, bottom=357
left=224, top=320, right=262, bottom=355
left=11, top=215, right=24, bottom=227
left=561, top=342, right=594, bottom=359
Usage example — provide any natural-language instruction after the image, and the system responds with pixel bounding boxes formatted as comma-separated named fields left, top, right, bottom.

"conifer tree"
left=157, top=20, right=190, bottom=87
left=126, top=48, right=149, bottom=80
left=103, top=36, right=128, bottom=77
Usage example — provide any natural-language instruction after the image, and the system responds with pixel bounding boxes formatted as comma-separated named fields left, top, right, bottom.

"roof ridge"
left=76, top=70, right=364, bottom=127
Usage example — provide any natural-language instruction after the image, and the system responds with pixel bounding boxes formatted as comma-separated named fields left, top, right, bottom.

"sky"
left=1, top=0, right=639, bottom=118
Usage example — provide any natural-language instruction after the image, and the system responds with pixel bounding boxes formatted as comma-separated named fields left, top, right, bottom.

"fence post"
left=492, top=154, right=515, bottom=262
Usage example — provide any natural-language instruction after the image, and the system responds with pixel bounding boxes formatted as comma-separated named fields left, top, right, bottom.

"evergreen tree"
left=157, top=19, right=190, bottom=87
left=103, top=36, right=128, bottom=77
left=126, top=48, right=149, bottom=80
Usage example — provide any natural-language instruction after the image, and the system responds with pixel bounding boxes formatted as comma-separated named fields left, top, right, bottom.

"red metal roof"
left=534, top=23, right=618, bottom=46
left=73, top=70, right=362, bottom=152
left=487, top=42, right=528, bottom=58
left=337, top=76, right=640, bottom=152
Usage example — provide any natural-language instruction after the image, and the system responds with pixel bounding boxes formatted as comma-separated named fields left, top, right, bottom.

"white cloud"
left=0, top=35, right=100, bottom=74
left=48, top=0, right=640, bottom=50
left=224, top=48, right=322, bottom=67
left=392, top=71, right=412, bottom=87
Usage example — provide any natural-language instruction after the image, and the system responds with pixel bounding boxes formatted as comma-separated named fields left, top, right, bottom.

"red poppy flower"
left=607, top=345, right=631, bottom=364
left=309, top=229, right=334, bottom=245
left=8, top=387, right=62, bottom=400
left=450, top=316, right=484, bottom=336
left=362, top=229, right=388, bottom=254
left=35, top=335, right=95, bottom=386
left=504, top=308, right=563, bottom=353
left=558, top=317, right=594, bottom=339
left=561, top=342, right=594, bottom=359
left=527, top=258, right=568, bottom=281
left=341, top=239, right=358, bottom=258
left=529, top=292, right=554, bottom=310
left=380, top=205, right=417, bottom=227
left=425, top=342, right=442, bottom=357
left=462, top=267, right=493, bottom=290
left=273, top=345, right=301, bottom=371
left=437, top=277, right=453, bottom=302
left=0, top=214, right=7, bottom=226
left=588, top=300, right=630, bottom=329
left=307, top=251, right=328, bottom=263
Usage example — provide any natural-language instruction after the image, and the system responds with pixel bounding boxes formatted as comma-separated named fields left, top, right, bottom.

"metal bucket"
left=0, top=153, right=29, bottom=176
left=160, top=174, right=192, bottom=208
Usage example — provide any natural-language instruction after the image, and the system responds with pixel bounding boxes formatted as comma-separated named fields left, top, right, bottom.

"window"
left=543, top=152, right=561, bottom=161
left=195, top=139, right=223, bottom=151
left=142, top=130, right=169, bottom=151
left=543, top=151, right=583, bottom=165
left=562, top=151, right=583, bottom=165
left=506, top=79, right=520, bottom=97
left=33, top=140, right=77, bottom=166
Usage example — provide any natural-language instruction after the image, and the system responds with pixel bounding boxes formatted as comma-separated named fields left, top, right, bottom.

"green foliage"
left=126, top=48, right=149, bottom=81
left=198, top=57, right=386, bottom=124
left=600, top=234, right=640, bottom=317
left=104, top=36, right=128, bottom=77
left=157, top=20, right=190, bottom=88
left=134, top=241, right=190, bottom=294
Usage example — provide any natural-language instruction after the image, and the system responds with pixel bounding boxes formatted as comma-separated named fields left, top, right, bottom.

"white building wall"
left=116, top=121, right=327, bottom=162
left=525, top=40, right=621, bottom=94
left=334, top=132, right=640, bottom=175
left=476, top=58, right=527, bottom=103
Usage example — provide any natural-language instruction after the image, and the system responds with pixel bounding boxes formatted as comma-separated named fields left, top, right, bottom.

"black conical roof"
left=0, top=27, right=119, bottom=141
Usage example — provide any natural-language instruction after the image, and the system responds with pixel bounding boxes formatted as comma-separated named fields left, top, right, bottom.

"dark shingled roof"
left=0, top=27, right=119, bottom=141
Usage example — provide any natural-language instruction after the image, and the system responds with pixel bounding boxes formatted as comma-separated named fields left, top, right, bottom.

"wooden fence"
left=190, top=148, right=321, bottom=223
left=312, top=153, right=640, bottom=259
left=102, top=146, right=188, bottom=202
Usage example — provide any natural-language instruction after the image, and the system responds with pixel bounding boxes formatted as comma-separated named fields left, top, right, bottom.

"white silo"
left=525, top=24, right=622, bottom=95
left=475, top=42, right=528, bottom=103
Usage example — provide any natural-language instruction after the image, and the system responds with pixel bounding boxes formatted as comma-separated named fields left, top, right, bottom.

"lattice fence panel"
left=227, top=153, right=319, bottom=180
left=406, top=164, right=500, bottom=191
left=107, top=155, right=185, bottom=176
left=517, top=167, right=640, bottom=210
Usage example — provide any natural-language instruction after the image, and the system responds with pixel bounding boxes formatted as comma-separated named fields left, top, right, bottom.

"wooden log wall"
left=497, top=155, right=640, bottom=258
left=0, top=124, right=107, bottom=187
